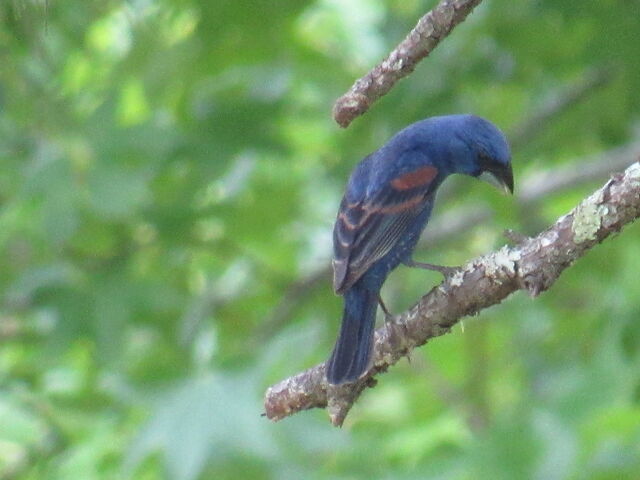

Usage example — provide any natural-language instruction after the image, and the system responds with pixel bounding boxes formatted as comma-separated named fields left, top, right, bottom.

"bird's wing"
left=332, top=161, right=439, bottom=293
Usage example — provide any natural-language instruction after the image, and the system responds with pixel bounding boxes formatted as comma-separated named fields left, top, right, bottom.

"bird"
left=326, top=114, right=513, bottom=385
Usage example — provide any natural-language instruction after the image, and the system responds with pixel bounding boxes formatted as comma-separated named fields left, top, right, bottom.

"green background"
left=1, top=0, right=640, bottom=478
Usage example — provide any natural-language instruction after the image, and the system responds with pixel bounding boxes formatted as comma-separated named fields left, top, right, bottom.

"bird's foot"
left=404, top=259, right=459, bottom=277
left=377, top=295, right=395, bottom=323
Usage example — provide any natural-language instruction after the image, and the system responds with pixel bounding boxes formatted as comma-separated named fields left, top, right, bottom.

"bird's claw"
left=404, top=259, right=460, bottom=277
left=377, top=295, right=396, bottom=323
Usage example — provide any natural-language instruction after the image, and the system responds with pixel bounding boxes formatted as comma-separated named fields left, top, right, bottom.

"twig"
left=333, top=0, right=484, bottom=127
left=518, top=141, right=640, bottom=204
left=508, top=67, right=614, bottom=150
left=0, top=316, right=23, bottom=340
left=435, top=65, right=615, bottom=205
left=252, top=268, right=328, bottom=344
left=0, top=389, right=67, bottom=480
left=264, top=160, right=640, bottom=426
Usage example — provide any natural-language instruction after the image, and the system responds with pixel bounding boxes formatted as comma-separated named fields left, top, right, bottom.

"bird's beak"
left=479, top=163, right=514, bottom=195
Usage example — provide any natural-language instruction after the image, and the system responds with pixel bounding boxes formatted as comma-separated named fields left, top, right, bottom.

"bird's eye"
left=478, top=151, right=493, bottom=170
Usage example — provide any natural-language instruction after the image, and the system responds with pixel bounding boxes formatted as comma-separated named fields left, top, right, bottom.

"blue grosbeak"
left=327, top=114, right=513, bottom=384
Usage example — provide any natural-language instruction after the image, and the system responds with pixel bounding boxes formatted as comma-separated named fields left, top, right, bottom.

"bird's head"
left=464, top=115, right=513, bottom=194
left=447, top=115, right=513, bottom=194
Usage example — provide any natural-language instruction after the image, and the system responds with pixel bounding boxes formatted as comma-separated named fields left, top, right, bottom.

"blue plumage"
left=327, top=114, right=513, bottom=384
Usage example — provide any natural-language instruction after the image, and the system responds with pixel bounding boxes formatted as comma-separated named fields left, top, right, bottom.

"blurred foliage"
left=1, top=0, right=640, bottom=478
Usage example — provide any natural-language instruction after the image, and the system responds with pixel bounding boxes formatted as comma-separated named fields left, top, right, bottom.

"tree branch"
left=518, top=141, right=640, bottom=204
left=333, top=0, right=484, bottom=127
left=264, top=159, right=640, bottom=426
left=508, top=66, right=614, bottom=150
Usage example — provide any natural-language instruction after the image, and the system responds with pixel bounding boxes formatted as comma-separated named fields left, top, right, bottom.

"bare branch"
left=264, top=160, right=640, bottom=426
left=508, top=67, right=614, bottom=150
left=518, top=141, right=640, bottom=204
left=252, top=268, right=328, bottom=345
left=333, top=0, right=484, bottom=127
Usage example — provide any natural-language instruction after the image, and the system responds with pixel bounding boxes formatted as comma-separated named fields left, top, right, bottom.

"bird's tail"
left=326, top=286, right=378, bottom=384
